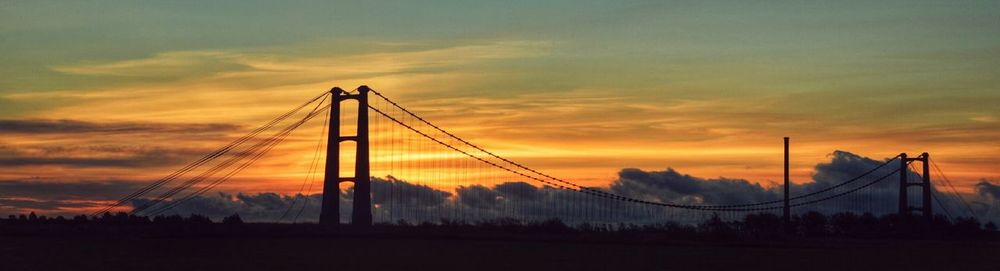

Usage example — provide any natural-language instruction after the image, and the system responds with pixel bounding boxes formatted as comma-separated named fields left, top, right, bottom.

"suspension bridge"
left=92, top=86, right=978, bottom=227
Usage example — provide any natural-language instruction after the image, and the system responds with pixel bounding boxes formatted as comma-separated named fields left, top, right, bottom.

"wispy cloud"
left=50, top=51, right=250, bottom=77
left=0, top=119, right=239, bottom=134
left=48, top=40, right=550, bottom=87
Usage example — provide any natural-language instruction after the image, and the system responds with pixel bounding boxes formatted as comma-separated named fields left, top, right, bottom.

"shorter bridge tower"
left=898, top=152, right=932, bottom=223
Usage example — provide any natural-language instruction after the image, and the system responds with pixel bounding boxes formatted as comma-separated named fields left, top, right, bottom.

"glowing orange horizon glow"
left=2, top=4, right=999, bottom=216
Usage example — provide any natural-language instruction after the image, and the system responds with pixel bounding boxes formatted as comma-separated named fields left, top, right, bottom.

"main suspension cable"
left=368, top=88, right=903, bottom=210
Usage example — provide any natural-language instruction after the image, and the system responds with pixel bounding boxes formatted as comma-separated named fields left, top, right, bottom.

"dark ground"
left=1, top=228, right=998, bottom=271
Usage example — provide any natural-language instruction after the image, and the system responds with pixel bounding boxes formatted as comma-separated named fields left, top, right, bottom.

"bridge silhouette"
left=93, top=86, right=978, bottom=228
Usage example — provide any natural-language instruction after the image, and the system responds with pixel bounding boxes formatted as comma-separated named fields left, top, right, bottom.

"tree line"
left=1, top=211, right=996, bottom=240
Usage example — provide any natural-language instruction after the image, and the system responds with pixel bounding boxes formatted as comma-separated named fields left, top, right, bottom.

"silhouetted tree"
left=186, top=214, right=213, bottom=224
left=796, top=212, right=829, bottom=236
left=953, top=217, right=982, bottom=236
left=830, top=212, right=860, bottom=236
left=535, top=219, right=570, bottom=233
left=153, top=215, right=184, bottom=225
left=698, top=213, right=734, bottom=236
left=742, top=213, right=782, bottom=238
left=222, top=213, right=244, bottom=224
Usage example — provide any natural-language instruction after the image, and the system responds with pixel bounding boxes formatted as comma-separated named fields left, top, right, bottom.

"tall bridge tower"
left=319, top=86, right=373, bottom=226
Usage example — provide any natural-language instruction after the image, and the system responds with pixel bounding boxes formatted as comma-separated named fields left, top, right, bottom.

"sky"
left=1, top=1, right=998, bottom=216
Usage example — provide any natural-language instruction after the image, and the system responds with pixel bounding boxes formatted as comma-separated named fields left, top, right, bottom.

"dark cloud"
left=130, top=192, right=323, bottom=223
left=451, top=183, right=628, bottom=224
left=976, top=180, right=1000, bottom=199
left=807, top=150, right=903, bottom=192
left=607, top=151, right=997, bottom=223
left=0, top=155, right=180, bottom=168
left=0, top=119, right=241, bottom=168
left=609, top=151, right=966, bottom=217
left=790, top=150, right=905, bottom=215
left=0, top=180, right=145, bottom=201
left=495, top=182, right=540, bottom=200
left=0, top=198, right=98, bottom=211
left=130, top=177, right=456, bottom=223
left=365, top=176, right=452, bottom=207
left=972, top=180, right=1000, bottom=222
left=456, top=185, right=500, bottom=209
left=0, top=180, right=145, bottom=216
left=0, top=119, right=240, bottom=134
left=3, top=151, right=996, bottom=225
left=90, top=152, right=1000, bottom=225
left=612, top=168, right=780, bottom=206
left=235, top=192, right=288, bottom=210
left=0, top=145, right=206, bottom=168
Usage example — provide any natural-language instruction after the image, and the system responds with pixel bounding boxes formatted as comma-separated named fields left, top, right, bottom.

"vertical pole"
left=899, top=153, right=908, bottom=216
left=352, top=86, right=373, bottom=226
left=921, top=152, right=932, bottom=223
left=319, top=88, right=343, bottom=226
left=783, top=137, right=790, bottom=227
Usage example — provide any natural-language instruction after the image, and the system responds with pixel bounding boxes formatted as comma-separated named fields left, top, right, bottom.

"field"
left=1, top=225, right=997, bottom=271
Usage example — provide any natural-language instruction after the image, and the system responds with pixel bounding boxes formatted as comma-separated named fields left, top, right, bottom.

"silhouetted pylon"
left=319, top=86, right=373, bottom=227
left=899, top=152, right=932, bottom=224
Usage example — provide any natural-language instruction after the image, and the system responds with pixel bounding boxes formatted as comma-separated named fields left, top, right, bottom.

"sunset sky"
left=1, top=1, right=998, bottom=215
